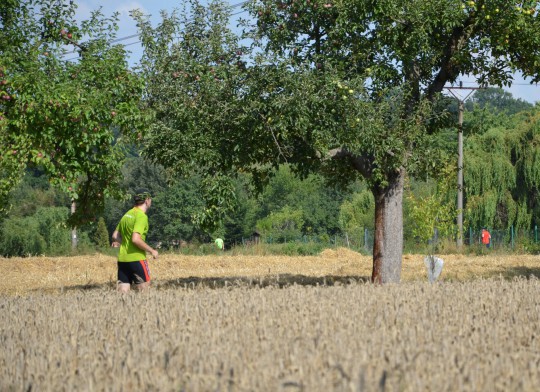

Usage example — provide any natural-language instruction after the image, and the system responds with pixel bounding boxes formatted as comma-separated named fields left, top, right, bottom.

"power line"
left=58, top=0, right=540, bottom=97
left=62, top=0, right=250, bottom=60
left=122, top=41, right=141, bottom=48
left=458, top=81, right=538, bottom=87
left=110, top=33, right=140, bottom=44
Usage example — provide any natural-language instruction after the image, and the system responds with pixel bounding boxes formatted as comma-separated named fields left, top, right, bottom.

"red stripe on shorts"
left=140, top=260, right=150, bottom=281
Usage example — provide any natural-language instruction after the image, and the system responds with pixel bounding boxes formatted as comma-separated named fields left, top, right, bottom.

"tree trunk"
left=71, top=200, right=78, bottom=250
left=371, top=170, right=405, bottom=284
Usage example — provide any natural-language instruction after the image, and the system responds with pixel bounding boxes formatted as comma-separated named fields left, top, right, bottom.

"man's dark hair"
left=134, top=189, right=152, bottom=205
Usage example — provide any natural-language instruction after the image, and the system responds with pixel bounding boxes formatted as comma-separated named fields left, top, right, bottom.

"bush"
left=0, top=206, right=73, bottom=257
left=256, top=206, right=304, bottom=243
left=93, top=217, right=110, bottom=249
left=0, top=216, right=47, bottom=256
left=34, top=207, right=71, bottom=255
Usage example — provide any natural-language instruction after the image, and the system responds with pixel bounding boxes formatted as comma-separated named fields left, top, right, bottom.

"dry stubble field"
left=1, top=249, right=540, bottom=391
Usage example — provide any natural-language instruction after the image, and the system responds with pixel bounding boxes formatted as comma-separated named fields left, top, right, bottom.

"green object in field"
left=215, top=238, right=224, bottom=250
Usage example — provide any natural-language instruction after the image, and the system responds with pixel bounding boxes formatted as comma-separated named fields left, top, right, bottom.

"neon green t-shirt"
left=215, top=238, right=224, bottom=250
left=116, top=207, right=149, bottom=262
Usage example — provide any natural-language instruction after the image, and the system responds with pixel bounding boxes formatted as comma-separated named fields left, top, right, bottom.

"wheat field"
left=1, top=250, right=540, bottom=391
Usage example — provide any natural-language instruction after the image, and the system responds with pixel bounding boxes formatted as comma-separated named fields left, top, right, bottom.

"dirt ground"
left=1, top=248, right=539, bottom=295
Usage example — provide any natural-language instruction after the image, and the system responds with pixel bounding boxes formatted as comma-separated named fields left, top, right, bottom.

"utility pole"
left=444, top=82, right=484, bottom=250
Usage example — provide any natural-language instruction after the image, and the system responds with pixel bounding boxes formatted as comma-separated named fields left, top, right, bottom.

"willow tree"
left=0, top=0, right=147, bottom=223
left=136, top=0, right=540, bottom=282
left=465, top=108, right=540, bottom=233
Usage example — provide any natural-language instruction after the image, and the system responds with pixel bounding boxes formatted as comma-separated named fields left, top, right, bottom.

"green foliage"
left=34, top=206, right=71, bottom=254
left=0, top=206, right=71, bottom=256
left=242, top=0, right=540, bottom=212
left=0, top=170, right=108, bottom=256
left=464, top=108, right=540, bottom=231
left=133, top=0, right=245, bottom=231
left=339, top=188, right=374, bottom=240
left=519, top=112, right=540, bottom=191
left=139, top=0, right=540, bottom=191
left=103, top=156, right=169, bottom=240
left=221, top=175, right=254, bottom=245
left=257, top=206, right=304, bottom=243
left=406, top=166, right=456, bottom=250
left=149, top=178, right=209, bottom=245
left=0, top=0, right=148, bottom=224
left=230, top=241, right=327, bottom=256
left=229, top=165, right=352, bottom=244
left=253, top=165, right=347, bottom=236
left=463, top=106, right=515, bottom=136
left=0, top=216, right=47, bottom=256
left=93, top=217, right=110, bottom=249
left=6, top=169, right=69, bottom=218
left=466, top=128, right=516, bottom=196
left=277, top=241, right=326, bottom=256
left=134, top=0, right=540, bottom=281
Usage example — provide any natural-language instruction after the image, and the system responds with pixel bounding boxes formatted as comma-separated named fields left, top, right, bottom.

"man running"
left=111, top=190, right=159, bottom=292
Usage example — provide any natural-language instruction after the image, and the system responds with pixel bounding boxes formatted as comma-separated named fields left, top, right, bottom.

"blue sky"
left=74, top=0, right=244, bottom=63
left=75, top=0, right=538, bottom=104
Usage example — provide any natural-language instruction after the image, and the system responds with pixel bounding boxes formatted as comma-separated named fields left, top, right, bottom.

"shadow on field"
left=47, top=275, right=371, bottom=294
left=491, top=266, right=540, bottom=280
left=40, top=282, right=116, bottom=294
left=156, top=274, right=371, bottom=290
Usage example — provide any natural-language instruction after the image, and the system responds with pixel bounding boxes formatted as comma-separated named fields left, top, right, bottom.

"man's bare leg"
left=117, top=283, right=131, bottom=293
left=135, top=281, right=151, bottom=291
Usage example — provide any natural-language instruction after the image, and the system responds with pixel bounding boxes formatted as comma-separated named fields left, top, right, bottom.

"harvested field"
left=1, top=250, right=540, bottom=391
left=1, top=249, right=540, bottom=295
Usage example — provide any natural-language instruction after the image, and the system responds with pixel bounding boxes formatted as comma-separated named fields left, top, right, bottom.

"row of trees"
left=1, top=0, right=539, bottom=283
left=2, top=91, right=539, bottom=257
left=0, top=162, right=350, bottom=255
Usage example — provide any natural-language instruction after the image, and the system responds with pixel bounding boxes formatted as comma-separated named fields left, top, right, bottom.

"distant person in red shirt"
left=481, top=227, right=491, bottom=248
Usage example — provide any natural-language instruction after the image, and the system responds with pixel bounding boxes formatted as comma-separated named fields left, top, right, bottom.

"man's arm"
left=132, top=232, right=159, bottom=259
left=111, top=230, right=121, bottom=248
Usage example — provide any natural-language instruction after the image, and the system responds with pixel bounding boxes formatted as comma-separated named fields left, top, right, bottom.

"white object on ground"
left=424, top=255, right=444, bottom=283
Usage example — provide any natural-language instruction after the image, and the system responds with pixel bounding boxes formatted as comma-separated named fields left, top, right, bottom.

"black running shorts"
left=117, top=260, right=151, bottom=284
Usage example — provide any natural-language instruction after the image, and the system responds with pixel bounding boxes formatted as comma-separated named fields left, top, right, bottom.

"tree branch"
left=426, top=16, right=475, bottom=101
left=328, top=147, right=374, bottom=178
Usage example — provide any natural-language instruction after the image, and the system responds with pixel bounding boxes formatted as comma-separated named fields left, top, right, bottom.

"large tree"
left=136, top=0, right=540, bottom=282
left=464, top=107, right=540, bottom=233
left=0, top=0, right=147, bottom=224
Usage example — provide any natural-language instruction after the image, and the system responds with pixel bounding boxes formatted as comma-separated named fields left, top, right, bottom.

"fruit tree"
left=0, top=0, right=147, bottom=224
left=136, top=0, right=539, bottom=282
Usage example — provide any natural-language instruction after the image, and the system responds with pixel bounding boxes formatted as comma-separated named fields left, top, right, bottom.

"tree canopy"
left=0, top=0, right=147, bottom=223
left=134, top=0, right=540, bottom=282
